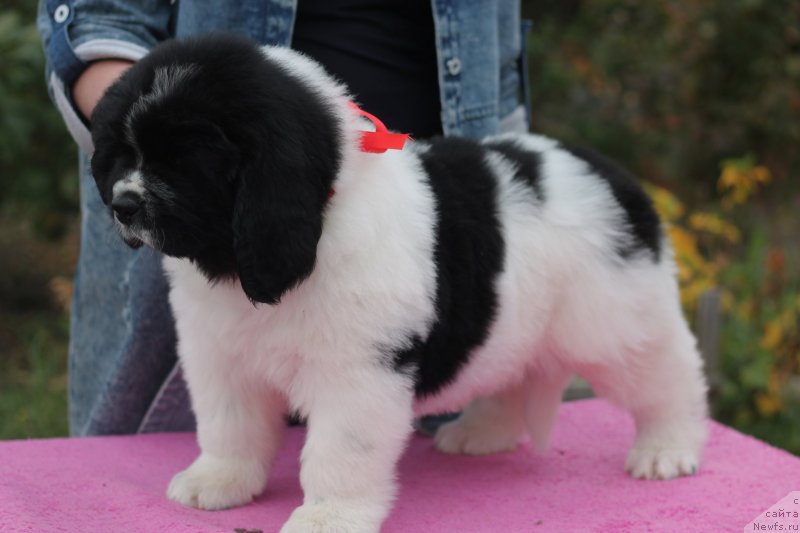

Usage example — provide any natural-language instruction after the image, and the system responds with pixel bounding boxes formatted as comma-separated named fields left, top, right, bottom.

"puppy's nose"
left=112, top=192, right=143, bottom=225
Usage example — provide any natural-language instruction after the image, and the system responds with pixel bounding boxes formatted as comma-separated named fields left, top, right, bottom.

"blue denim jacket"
left=38, top=0, right=531, bottom=435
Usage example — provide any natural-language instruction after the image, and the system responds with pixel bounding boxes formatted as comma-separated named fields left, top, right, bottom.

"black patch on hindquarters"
left=561, top=143, right=662, bottom=260
left=483, top=138, right=545, bottom=201
left=392, top=137, right=506, bottom=397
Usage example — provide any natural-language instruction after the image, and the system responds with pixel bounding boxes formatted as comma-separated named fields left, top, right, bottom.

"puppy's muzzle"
left=111, top=191, right=146, bottom=249
left=112, top=191, right=143, bottom=226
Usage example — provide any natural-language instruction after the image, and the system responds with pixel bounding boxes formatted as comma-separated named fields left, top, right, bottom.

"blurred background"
left=1, top=0, right=798, bottom=452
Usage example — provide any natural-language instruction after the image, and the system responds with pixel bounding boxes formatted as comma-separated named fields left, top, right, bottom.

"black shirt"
left=292, top=0, right=443, bottom=139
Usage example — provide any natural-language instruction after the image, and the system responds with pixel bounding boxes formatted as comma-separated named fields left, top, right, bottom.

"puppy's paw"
left=625, top=446, right=699, bottom=480
left=167, top=453, right=267, bottom=510
left=625, top=419, right=706, bottom=480
left=434, top=416, right=520, bottom=455
left=280, top=501, right=383, bottom=533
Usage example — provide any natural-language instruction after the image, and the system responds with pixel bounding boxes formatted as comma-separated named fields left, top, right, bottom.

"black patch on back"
left=483, top=138, right=545, bottom=201
left=393, top=138, right=505, bottom=397
left=561, top=144, right=662, bottom=260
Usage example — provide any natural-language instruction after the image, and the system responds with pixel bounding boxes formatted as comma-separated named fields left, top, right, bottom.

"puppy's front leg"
left=282, top=365, right=415, bottom=533
left=167, top=344, right=286, bottom=510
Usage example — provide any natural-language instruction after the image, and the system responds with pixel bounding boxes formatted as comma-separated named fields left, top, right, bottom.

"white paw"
left=167, top=453, right=267, bottom=510
left=625, top=446, right=700, bottom=479
left=434, top=416, right=521, bottom=455
left=280, top=501, right=383, bottom=533
left=626, top=419, right=706, bottom=480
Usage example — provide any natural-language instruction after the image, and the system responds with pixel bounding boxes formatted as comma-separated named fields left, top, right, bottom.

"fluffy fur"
left=90, top=34, right=709, bottom=533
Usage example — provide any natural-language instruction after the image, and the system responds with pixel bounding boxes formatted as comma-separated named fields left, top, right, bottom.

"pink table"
left=1, top=399, right=797, bottom=532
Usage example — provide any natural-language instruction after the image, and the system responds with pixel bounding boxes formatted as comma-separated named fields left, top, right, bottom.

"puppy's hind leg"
left=434, top=373, right=570, bottom=456
left=434, top=383, right=527, bottom=456
left=581, top=317, right=708, bottom=480
left=523, top=372, right=572, bottom=454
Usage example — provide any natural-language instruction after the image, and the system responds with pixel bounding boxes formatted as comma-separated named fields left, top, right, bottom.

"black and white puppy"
left=91, top=34, right=708, bottom=533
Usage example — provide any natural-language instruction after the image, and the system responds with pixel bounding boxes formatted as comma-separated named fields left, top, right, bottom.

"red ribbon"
left=349, top=102, right=411, bottom=153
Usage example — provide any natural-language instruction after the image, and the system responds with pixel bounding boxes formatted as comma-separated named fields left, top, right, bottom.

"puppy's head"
left=90, top=34, right=342, bottom=304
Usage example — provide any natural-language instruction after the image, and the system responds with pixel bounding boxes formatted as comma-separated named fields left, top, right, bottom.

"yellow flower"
left=755, top=392, right=783, bottom=417
left=645, top=184, right=685, bottom=223
left=668, top=226, right=698, bottom=259
left=688, top=211, right=741, bottom=243
left=755, top=372, right=786, bottom=417
left=717, top=157, right=772, bottom=208
left=752, top=166, right=772, bottom=184
left=718, top=165, right=745, bottom=190
left=760, top=320, right=783, bottom=351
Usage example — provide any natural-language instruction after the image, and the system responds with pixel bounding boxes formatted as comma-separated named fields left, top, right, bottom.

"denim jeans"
left=69, top=153, right=194, bottom=435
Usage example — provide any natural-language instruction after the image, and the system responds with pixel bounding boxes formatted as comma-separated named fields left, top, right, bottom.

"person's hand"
left=73, top=59, right=134, bottom=121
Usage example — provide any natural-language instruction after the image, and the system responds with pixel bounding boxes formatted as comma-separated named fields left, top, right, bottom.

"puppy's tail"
left=523, top=374, right=570, bottom=453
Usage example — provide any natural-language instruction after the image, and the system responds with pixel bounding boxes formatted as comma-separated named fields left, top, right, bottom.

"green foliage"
left=523, top=0, right=800, bottom=453
left=0, top=6, right=74, bottom=439
left=0, top=314, right=69, bottom=439
left=649, top=159, right=799, bottom=456
left=523, top=0, right=800, bottom=200
left=0, top=8, right=78, bottom=238
left=1, top=1, right=798, bottom=450
left=715, top=232, right=800, bottom=453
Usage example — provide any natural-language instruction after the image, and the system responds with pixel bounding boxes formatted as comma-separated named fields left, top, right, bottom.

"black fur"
left=90, top=33, right=657, bottom=403
left=483, top=138, right=545, bottom=201
left=91, top=33, right=341, bottom=304
left=561, top=144, right=662, bottom=260
left=393, top=138, right=506, bottom=397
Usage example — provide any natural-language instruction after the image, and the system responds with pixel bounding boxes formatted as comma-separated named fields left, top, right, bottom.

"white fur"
left=163, top=46, right=708, bottom=532
left=112, top=169, right=146, bottom=198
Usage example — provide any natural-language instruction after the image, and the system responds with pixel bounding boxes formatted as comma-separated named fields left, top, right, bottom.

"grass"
left=0, top=314, right=69, bottom=439
left=0, top=211, right=75, bottom=439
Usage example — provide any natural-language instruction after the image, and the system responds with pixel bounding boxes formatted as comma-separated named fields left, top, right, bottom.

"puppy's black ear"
left=232, top=146, right=333, bottom=305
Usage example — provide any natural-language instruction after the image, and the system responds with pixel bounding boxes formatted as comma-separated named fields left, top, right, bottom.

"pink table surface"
left=1, top=399, right=797, bottom=533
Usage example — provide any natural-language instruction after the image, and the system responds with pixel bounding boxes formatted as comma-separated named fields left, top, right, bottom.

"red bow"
left=349, top=102, right=411, bottom=153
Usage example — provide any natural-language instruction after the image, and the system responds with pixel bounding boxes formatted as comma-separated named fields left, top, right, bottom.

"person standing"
left=37, top=0, right=531, bottom=436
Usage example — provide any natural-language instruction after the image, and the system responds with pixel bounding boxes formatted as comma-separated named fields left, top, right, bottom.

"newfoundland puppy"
left=90, top=34, right=708, bottom=533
